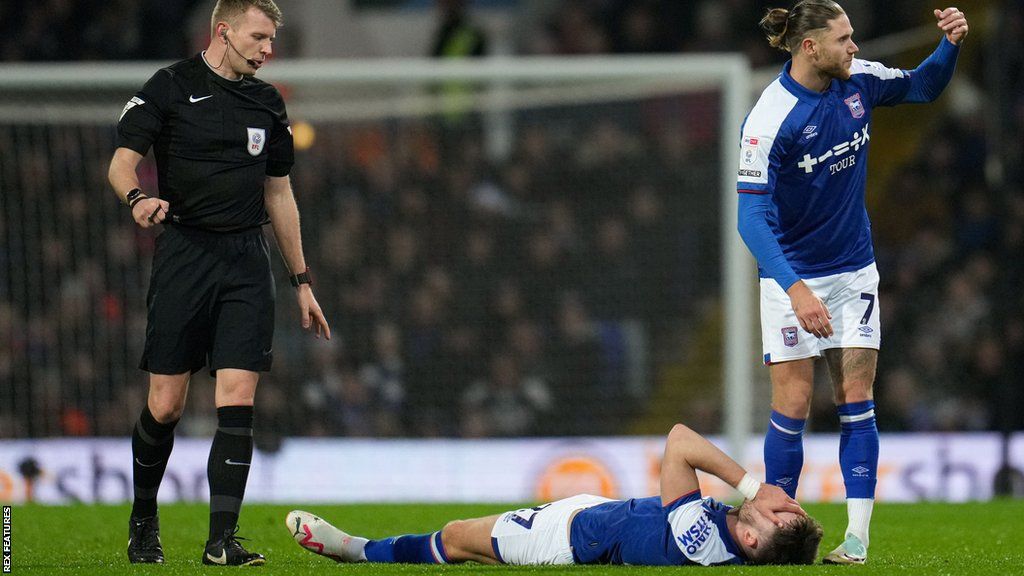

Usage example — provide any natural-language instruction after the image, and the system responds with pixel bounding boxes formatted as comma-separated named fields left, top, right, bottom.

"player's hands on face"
left=751, top=483, right=807, bottom=528
left=296, top=285, right=331, bottom=340
left=786, top=280, right=833, bottom=339
left=934, top=7, right=968, bottom=45
left=132, top=197, right=170, bottom=229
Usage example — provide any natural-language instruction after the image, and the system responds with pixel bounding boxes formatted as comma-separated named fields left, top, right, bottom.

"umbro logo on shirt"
left=189, top=94, right=214, bottom=103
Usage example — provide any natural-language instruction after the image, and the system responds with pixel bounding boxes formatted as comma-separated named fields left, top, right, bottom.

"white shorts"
left=490, top=494, right=612, bottom=565
left=760, top=263, right=881, bottom=364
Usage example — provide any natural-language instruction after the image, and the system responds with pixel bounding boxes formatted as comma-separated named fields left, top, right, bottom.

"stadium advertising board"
left=0, top=434, right=1019, bottom=504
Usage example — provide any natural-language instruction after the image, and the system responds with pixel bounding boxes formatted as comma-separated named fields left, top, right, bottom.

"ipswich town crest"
left=844, top=93, right=865, bottom=118
left=247, top=127, right=266, bottom=156
left=781, top=326, right=799, bottom=348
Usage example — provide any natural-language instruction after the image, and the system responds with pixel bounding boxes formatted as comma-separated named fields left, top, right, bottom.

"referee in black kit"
left=107, top=0, right=330, bottom=566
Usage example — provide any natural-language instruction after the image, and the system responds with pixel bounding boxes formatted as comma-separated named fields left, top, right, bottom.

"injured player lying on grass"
left=287, top=423, right=823, bottom=566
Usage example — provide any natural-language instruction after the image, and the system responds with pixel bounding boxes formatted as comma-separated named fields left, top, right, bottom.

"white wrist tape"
left=737, top=473, right=760, bottom=501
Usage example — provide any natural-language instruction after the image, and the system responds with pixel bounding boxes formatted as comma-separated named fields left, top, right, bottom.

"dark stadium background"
left=0, top=0, right=1019, bottom=449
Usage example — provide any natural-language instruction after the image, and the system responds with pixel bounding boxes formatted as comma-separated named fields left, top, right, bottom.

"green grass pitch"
left=7, top=501, right=1023, bottom=574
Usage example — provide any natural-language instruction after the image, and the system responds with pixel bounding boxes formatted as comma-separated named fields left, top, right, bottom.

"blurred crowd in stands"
left=0, top=1, right=202, bottom=61
left=1, top=0, right=1020, bottom=439
left=272, top=107, right=714, bottom=439
left=519, top=0, right=920, bottom=65
left=0, top=1, right=923, bottom=64
left=0, top=92, right=715, bottom=440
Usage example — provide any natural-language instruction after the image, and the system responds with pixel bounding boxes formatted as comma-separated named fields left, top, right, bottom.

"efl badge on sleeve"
left=741, top=136, right=759, bottom=165
left=844, top=93, right=865, bottom=118
left=782, top=326, right=799, bottom=348
left=247, top=127, right=266, bottom=156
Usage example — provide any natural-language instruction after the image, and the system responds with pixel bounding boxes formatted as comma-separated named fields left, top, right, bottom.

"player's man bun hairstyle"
left=752, top=514, right=824, bottom=565
left=211, top=0, right=283, bottom=36
left=760, top=0, right=845, bottom=53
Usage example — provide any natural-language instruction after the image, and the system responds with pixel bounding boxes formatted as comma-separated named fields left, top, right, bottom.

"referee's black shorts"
left=140, top=224, right=276, bottom=376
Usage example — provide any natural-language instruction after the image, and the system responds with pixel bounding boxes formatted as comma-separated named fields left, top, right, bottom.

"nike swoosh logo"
left=207, top=549, right=228, bottom=565
left=225, top=459, right=250, bottom=466
left=189, top=95, right=213, bottom=103
left=135, top=458, right=162, bottom=468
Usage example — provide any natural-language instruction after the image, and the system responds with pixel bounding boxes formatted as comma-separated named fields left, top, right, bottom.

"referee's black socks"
left=131, top=405, right=179, bottom=519
left=207, top=405, right=254, bottom=541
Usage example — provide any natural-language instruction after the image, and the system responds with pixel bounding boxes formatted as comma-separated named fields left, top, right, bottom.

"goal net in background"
left=0, top=57, right=754, bottom=453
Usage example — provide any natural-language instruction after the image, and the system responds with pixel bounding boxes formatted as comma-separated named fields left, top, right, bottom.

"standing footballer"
left=736, top=1, right=967, bottom=565
left=108, top=0, right=330, bottom=566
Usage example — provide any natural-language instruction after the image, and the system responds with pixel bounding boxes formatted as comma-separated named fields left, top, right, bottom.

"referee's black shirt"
left=116, top=53, right=294, bottom=232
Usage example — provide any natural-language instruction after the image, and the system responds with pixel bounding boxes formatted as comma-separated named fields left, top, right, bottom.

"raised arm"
left=903, top=39, right=959, bottom=104
left=264, top=175, right=331, bottom=340
left=902, top=8, right=967, bottom=103
left=935, top=6, right=968, bottom=46
left=660, top=423, right=805, bottom=526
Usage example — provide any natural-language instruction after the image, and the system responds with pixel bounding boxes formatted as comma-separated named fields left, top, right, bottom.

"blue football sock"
left=764, top=410, right=806, bottom=498
left=838, top=400, right=879, bottom=499
left=363, top=531, right=448, bottom=564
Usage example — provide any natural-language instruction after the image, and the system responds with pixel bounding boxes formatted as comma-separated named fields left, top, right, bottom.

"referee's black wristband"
left=289, top=267, right=313, bottom=287
left=126, top=188, right=147, bottom=209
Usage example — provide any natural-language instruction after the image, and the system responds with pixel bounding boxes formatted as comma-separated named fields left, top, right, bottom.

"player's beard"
left=831, top=58, right=853, bottom=81
left=814, top=51, right=852, bottom=81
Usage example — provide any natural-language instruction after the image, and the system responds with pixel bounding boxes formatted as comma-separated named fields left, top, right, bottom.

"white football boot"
left=823, top=533, right=867, bottom=565
left=286, top=510, right=367, bottom=563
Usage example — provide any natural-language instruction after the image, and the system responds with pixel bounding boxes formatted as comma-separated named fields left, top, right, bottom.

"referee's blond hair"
left=211, top=0, right=283, bottom=36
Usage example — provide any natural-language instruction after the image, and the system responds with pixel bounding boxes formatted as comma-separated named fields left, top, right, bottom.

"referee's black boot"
left=127, top=514, right=164, bottom=564
left=202, top=526, right=266, bottom=566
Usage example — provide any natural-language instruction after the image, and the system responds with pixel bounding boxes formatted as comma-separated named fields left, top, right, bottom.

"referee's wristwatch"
left=289, top=266, right=313, bottom=287
left=125, top=188, right=147, bottom=208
